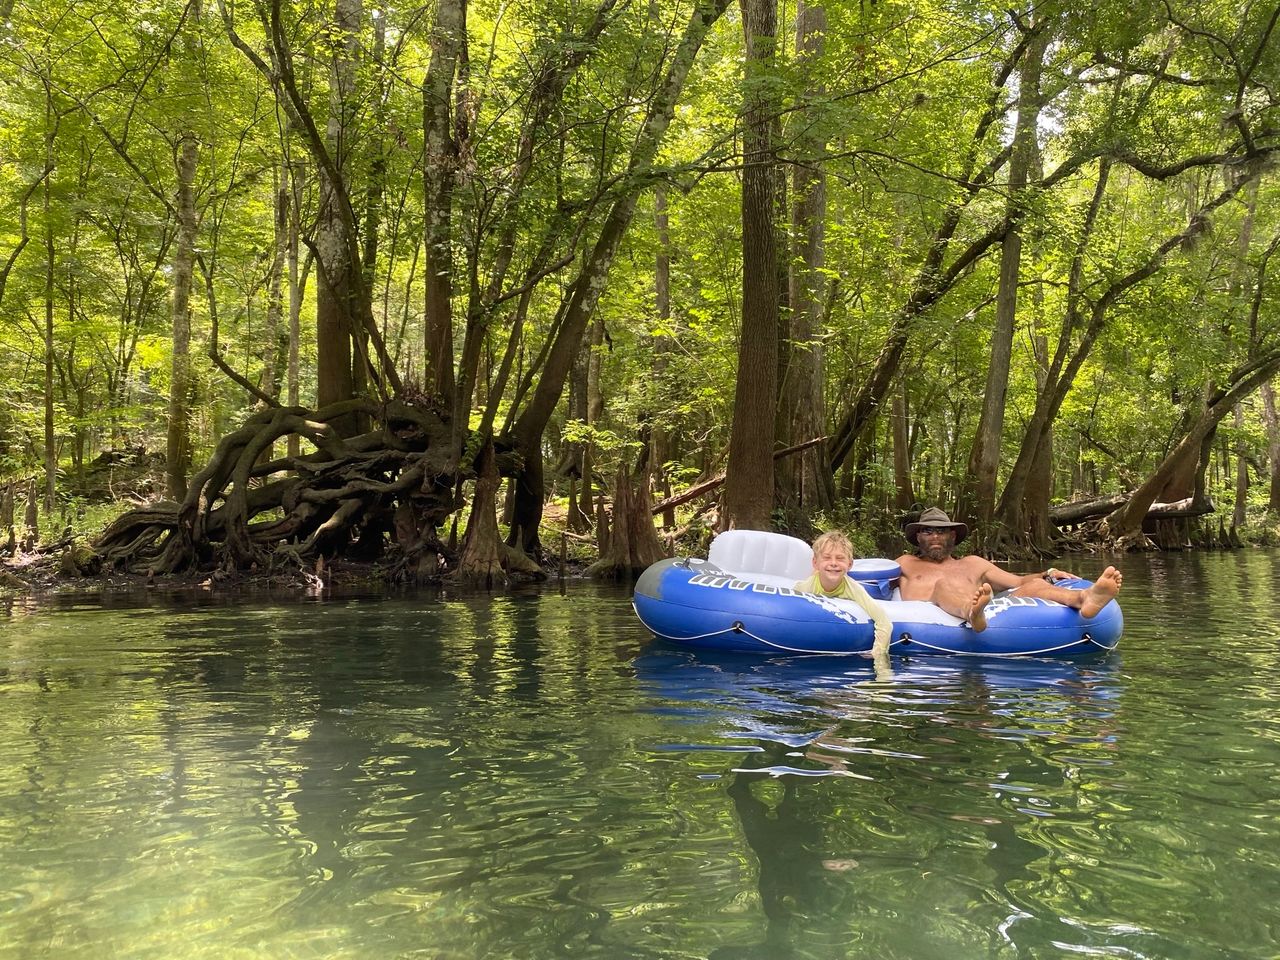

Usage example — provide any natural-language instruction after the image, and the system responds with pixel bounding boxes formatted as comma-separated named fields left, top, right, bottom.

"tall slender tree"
left=960, top=12, right=1051, bottom=534
left=721, top=0, right=780, bottom=532
left=775, top=0, right=834, bottom=527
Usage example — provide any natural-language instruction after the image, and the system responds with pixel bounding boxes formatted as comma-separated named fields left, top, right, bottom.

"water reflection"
left=636, top=646, right=1121, bottom=753
left=1, top=554, right=1279, bottom=959
left=636, top=643, right=1132, bottom=957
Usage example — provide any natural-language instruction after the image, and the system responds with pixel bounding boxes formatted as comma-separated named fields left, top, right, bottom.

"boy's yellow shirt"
left=793, top=572, right=894, bottom=651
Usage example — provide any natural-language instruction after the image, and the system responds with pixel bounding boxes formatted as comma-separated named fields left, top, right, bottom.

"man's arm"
left=977, top=557, right=1044, bottom=592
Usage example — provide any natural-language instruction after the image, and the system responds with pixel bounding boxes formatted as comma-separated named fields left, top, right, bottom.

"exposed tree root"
left=93, top=398, right=462, bottom=576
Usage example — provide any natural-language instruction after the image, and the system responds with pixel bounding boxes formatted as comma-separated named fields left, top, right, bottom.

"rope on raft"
left=637, top=615, right=1119, bottom=658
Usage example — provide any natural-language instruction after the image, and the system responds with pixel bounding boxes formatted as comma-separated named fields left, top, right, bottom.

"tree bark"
left=721, top=0, right=779, bottom=533
left=167, top=135, right=199, bottom=500
left=314, top=0, right=361, bottom=431
left=23, top=477, right=38, bottom=551
left=585, top=459, right=667, bottom=578
left=891, top=384, right=914, bottom=511
left=564, top=339, right=592, bottom=532
left=775, top=0, right=833, bottom=526
left=261, top=168, right=288, bottom=404
left=452, top=441, right=507, bottom=585
left=287, top=161, right=305, bottom=459
left=960, top=15, right=1049, bottom=530
left=651, top=185, right=677, bottom=530
left=42, top=90, right=57, bottom=514
left=1264, top=381, right=1280, bottom=512
left=1, top=485, right=13, bottom=554
left=423, top=0, right=463, bottom=402
left=1232, top=403, right=1248, bottom=529
left=1023, top=331, right=1055, bottom=547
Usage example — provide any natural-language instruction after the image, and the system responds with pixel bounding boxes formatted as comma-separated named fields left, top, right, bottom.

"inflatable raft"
left=632, top=530, right=1122, bottom=657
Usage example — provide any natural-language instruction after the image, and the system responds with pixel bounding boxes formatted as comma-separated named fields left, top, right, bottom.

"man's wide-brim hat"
left=905, top=507, right=969, bottom=545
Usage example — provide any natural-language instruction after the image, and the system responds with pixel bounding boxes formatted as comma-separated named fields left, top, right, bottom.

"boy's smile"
left=813, top=548, right=852, bottom=591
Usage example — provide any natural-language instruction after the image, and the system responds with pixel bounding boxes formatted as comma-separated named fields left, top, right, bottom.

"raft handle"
left=731, top=621, right=745, bottom=633
left=898, top=632, right=912, bottom=644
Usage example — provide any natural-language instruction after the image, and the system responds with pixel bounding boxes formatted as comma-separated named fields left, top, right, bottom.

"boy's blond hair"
left=811, top=530, right=854, bottom=559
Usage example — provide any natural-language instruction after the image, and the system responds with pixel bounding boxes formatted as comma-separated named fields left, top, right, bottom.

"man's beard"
left=920, top=541, right=949, bottom=561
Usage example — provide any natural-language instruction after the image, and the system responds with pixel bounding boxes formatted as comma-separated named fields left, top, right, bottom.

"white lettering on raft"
left=689, top=573, right=801, bottom=596
left=985, top=595, right=1064, bottom=618
left=686, top=574, right=862, bottom=624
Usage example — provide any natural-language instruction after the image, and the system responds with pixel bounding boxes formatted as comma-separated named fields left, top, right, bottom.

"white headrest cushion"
left=708, top=530, right=814, bottom=581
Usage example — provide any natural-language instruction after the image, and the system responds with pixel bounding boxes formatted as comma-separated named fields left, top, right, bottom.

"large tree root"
left=93, top=398, right=462, bottom=576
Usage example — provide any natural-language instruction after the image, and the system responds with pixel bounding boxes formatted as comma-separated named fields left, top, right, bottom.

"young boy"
left=793, top=530, right=893, bottom=656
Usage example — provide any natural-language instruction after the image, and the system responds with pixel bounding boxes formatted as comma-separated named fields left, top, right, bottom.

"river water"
left=0, top=550, right=1277, bottom=959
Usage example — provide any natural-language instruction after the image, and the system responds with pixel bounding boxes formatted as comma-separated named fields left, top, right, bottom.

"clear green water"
left=1, top=550, right=1278, bottom=959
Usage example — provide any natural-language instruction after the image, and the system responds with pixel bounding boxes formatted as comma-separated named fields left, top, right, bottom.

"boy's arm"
left=848, top=579, right=893, bottom=655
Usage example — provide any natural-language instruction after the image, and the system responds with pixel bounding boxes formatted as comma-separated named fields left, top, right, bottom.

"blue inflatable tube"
left=632, top=556, right=1123, bottom=658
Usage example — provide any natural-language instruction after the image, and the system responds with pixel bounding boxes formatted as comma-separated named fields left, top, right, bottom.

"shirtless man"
left=894, top=507, right=1123, bottom=633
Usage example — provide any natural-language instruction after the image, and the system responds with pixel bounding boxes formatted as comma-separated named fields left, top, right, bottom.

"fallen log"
left=1145, top=496, right=1216, bottom=520
left=650, top=436, right=828, bottom=516
left=1049, top=494, right=1129, bottom=525
left=1050, top=494, right=1214, bottom=526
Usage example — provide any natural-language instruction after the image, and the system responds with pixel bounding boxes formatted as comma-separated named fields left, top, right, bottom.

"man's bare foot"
left=967, top=583, right=994, bottom=632
left=1079, top=566, right=1122, bottom=618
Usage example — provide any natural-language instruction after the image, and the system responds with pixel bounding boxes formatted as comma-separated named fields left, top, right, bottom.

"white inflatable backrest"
left=708, top=530, right=814, bottom=582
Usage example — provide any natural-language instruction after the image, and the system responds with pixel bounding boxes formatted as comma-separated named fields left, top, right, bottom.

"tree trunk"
left=827, top=35, right=1044, bottom=473
left=261, top=169, right=288, bottom=404
left=585, top=459, right=667, bottom=578
left=891, top=384, right=914, bottom=511
left=996, top=164, right=1253, bottom=541
left=230, top=0, right=401, bottom=410
left=582, top=311, right=605, bottom=523
left=1232, top=403, right=1248, bottom=529
left=1023, top=333, right=1055, bottom=548
left=23, top=478, right=38, bottom=551
left=423, top=0, right=462, bottom=403
left=651, top=185, right=677, bottom=531
left=167, top=135, right=199, bottom=500
left=565, top=343, right=592, bottom=532
left=314, top=0, right=361, bottom=432
left=1, top=485, right=13, bottom=554
left=1106, top=347, right=1280, bottom=544
left=961, top=16, right=1049, bottom=530
left=1264, top=381, right=1280, bottom=512
left=42, top=93, right=57, bottom=514
left=721, top=0, right=779, bottom=533
left=462, top=0, right=619, bottom=452
left=506, top=0, right=731, bottom=554
left=1227, top=178, right=1259, bottom=531
left=287, top=176, right=305, bottom=459
left=452, top=442, right=507, bottom=585
left=353, top=5, right=388, bottom=422
left=775, top=0, right=833, bottom=527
